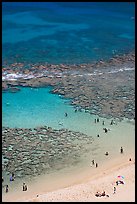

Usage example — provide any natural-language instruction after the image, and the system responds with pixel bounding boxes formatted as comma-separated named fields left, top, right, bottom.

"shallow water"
left=2, top=2, right=135, bottom=201
left=2, top=87, right=135, bottom=201
left=2, top=119, right=135, bottom=202
left=2, top=86, right=131, bottom=133
left=2, top=86, right=135, bottom=164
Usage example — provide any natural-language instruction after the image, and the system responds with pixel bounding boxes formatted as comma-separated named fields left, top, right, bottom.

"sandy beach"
left=2, top=2, right=135, bottom=203
left=24, top=161, right=135, bottom=202
left=3, top=156, right=135, bottom=202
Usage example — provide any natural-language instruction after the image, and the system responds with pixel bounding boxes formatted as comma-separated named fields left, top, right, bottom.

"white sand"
left=4, top=159, right=134, bottom=202
left=2, top=118, right=135, bottom=202
left=28, top=161, right=135, bottom=202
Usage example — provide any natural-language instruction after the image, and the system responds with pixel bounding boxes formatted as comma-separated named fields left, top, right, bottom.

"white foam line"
left=2, top=67, right=134, bottom=81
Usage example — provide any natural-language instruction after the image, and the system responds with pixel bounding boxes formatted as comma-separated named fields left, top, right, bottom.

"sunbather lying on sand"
left=116, top=180, right=125, bottom=185
left=95, top=191, right=109, bottom=197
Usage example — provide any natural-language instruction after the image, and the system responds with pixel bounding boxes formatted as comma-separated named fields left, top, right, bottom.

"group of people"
left=2, top=173, right=15, bottom=193
left=95, top=185, right=117, bottom=198
left=95, top=190, right=109, bottom=197
left=95, top=118, right=100, bottom=123
left=3, top=173, right=28, bottom=193
left=91, top=117, right=124, bottom=171
left=91, top=159, right=98, bottom=168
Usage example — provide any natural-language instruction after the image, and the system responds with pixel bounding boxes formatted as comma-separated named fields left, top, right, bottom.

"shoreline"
left=2, top=116, right=134, bottom=183
left=29, top=161, right=135, bottom=202
left=3, top=155, right=135, bottom=202
left=2, top=52, right=135, bottom=202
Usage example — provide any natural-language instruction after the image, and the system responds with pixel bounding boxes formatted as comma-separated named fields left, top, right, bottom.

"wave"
left=2, top=67, right=134, bottom=81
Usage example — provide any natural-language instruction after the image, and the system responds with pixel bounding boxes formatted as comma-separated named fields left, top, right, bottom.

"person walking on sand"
left=25, top=184, right=27, bottom=191
left=90, top=159, right=95, bottom=167
left=95, top=163, right=98, bottom=168
left=120, top=146, right=123, bottom=154
left=23, top=183, right=27, bottom=191
left=23, top=183, right=25, bottom=191
left=113, top=186, right=116, bottom=194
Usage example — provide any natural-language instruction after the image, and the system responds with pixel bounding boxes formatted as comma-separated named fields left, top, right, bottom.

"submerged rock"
left=2, top=125, right=93, bottom=179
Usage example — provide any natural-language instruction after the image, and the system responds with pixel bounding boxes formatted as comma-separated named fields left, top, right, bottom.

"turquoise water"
left=2, top=87, right=135, bottom=202
left=2, top=3, right=135, bottom=201
left=2, top=86, right=105, bottom=135
left=2, top=2, right=135, bottom=65
left=2, top=86, right=134, bottom=138
left=2, top=86, right=70, bottom=128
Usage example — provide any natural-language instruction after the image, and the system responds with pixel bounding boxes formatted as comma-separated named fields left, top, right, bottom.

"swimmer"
left=59, top=122, right=63, bottom=126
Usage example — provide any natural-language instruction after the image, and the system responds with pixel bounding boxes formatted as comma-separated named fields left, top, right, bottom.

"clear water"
left=2, top=86, right=135, bottom=161
left=2, top=2, right=135, bottom=65
left=2, top=86, right=134, bottom=138
left=2, top=87, right=135, bottom=201
left=2, top=3, right=135, bottom=201
left=2, top=86, right=101, bottom=135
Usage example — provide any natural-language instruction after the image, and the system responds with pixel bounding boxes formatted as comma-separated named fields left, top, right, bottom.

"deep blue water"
left=2, top=2, right=135, bottom=65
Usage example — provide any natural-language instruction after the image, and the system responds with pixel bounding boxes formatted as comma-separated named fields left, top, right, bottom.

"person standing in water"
left=92, top=160, right=95, bottom=165
left=6, top=185, right=9, bottom=193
